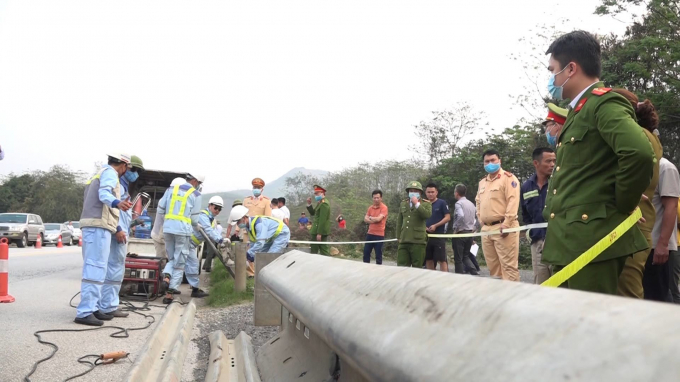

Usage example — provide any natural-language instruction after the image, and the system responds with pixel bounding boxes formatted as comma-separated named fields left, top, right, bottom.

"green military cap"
left=232, top=199, right=243, bottom=207
left=542, top=103, right=568, bottom=125
left=130, top=155, right=144, bottom=171
left=405, top=181, right=423, bottom=192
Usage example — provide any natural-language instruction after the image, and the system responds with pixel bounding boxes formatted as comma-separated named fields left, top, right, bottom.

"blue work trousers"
left=185, top=242, right=202, bottom=288
left=99, top=236, right=127, bottom=313
left=163, top=233, right=189, bottom=290
left=76, top=227, right=112, bottom=318
left=362, top=234, right=384, bottom=264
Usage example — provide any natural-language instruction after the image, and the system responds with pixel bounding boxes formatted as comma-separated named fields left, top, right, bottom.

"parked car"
left=64, top=221, right=82, bottom=244
left=44, top=223, right=73, bottom=246
left=0, top=213, right=46, bottom=248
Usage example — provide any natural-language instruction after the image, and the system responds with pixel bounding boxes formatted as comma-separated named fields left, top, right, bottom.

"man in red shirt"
left=363, top=190, right=388, bottom=264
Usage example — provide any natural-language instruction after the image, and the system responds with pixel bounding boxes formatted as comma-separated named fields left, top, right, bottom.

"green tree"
left=597, top=0, right=680, bottom=161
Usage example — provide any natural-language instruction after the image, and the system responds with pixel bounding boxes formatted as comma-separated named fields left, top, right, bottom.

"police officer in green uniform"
left=396, top=181, right=432, bottom=267
left=307, top=185, right=331, bottom=255
left=543, top=31, right=655, bottom=294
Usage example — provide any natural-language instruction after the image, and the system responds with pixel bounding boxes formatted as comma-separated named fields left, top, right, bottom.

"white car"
left=64, top=221, right=82, bottom=245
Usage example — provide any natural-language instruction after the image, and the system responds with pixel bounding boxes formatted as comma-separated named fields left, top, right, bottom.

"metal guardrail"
left=256, top=250, right=680, bottom=382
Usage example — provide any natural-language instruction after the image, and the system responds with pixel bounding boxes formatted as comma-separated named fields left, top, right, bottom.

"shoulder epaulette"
left=422, top=199, right=431, bottom=203
left=591, top=87, right=611, bottom=96
left=262, top=196, right=270, bottom=200
left=504, top=172, right=513, bottom=177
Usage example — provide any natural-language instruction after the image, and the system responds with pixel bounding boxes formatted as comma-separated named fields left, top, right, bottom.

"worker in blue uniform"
left=229, top=205, right=290, bottom=264
left=159, top=174, right=204, bottom=304
left=75, top=153, right=133, bottom=326
left=99, top=155, right=145, bottom=318
left=186, top=196, right=225, bottom=298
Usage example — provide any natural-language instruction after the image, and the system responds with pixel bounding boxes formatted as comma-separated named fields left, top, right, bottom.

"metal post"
left=234, top=242, right=247, bottom=292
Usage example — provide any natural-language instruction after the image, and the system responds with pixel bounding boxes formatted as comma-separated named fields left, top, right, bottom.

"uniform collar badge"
left=574, top=98, right=587, bottom=113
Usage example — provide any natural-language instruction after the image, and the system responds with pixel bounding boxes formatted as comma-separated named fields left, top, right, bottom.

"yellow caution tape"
left=541, top=208, right=643, bottom=288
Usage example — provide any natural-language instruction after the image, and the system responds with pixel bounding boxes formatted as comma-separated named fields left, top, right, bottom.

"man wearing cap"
left=244, top=178, right=272, bottom=218
left=476, top=149, right=521, bottom=281
left=396, top=181, right=432, bottom=267
left=75, top=154, right=134, bottom=326
left=99, top=154, right=145, bottom=319
left=543, top=103, right=568, bottom=146
left=306, top=185, right=331, bottom=255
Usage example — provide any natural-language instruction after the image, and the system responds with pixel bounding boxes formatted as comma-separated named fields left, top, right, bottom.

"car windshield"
left=66, top=222, right=80, bottom=228
left=0, top=214, right=28, bottom=223
left=45, top=224, right=61, bottom=230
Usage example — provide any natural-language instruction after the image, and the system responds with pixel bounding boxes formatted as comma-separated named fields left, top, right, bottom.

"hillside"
left=201, top=167, right=328, bottom=216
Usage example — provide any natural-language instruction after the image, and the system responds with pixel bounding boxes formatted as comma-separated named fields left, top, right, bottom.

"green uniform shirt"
left=542, top=83, right=655, bottom=265
left=307, top=200, right=331, bottom=236
left=396, top=199, right=432, bottom=245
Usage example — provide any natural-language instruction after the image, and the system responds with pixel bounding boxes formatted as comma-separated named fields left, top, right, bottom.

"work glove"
left=525, top=229, right=531, bottom=242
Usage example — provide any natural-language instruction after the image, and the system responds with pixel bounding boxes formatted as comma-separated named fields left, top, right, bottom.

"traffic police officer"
left=543, top=31, right=654, bottom=294
left=476, top=149, right=521, bottom=281
left=75, top=153, right=133, bottom=326
left=243, top=178, right=272, bottom=217
left=187, top=196, right=225, bottom=297
left=543, top=103, right=568, bottom=146
left=99, top=154, right=145, bottom=318
left=229, top=205, right=291, bottom=262
left=307, top=185, right=331, bottom=255
left=396, top=181, right=432, bottom=267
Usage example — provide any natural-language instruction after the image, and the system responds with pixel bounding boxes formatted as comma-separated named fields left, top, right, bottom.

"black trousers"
left=643, top=248, right=675, bottom=302
left=452, top=235, right=478, bottom=275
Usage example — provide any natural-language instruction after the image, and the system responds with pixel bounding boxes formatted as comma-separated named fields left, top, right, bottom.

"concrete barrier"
left=125, top=300, right=197, bottom=382
left=206, top=331, right=260, bottom=382
left=258, top=250, right=680, bottom=382
left=254, top=252, right=283, bottom=326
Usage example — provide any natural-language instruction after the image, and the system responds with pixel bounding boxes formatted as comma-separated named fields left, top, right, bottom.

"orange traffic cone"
left=78, top=236, right=83, bottom=247
left=35, top=235, right=42, bottom=249
left=0, top=238, right=15, bottom=303
left=57, top=236, right=64, bottom=248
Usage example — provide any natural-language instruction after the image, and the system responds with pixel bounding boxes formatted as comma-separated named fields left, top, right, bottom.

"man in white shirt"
left=277, top=197, right=291, bottom=226
left=643, top=157, right=680, bottom=302
left=271, top=198, right=286, bottom=221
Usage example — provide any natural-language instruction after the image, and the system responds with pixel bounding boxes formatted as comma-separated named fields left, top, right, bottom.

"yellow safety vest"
left=249, top=216, right=284, bottom=243
left=164, top=184, right=196, bottom=224
left=191, top=209, right=216, bottom=245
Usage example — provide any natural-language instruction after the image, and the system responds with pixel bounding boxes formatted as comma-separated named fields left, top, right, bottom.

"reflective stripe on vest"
left=191, top=209, right=216, bottom=245
left=249, top=216, right=284, bottom=242
left=165, top=185, right=196, bottom=224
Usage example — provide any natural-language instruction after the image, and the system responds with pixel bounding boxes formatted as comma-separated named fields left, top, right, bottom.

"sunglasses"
left=129, top=167, right=143, bottom=174
left=214, top=206, right=222, bottom=211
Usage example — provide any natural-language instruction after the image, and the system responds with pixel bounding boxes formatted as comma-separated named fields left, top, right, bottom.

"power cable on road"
left=25, top=286, right=187, bottom=382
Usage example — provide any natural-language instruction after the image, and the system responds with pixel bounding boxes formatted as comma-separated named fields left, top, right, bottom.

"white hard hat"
left=107, top=153, right=131, bottom=164
left=209, top=196, right=224, bottom=207
left=228, top=205, right=249, bottom=226
left=188, top=173, right=206, bottom=183
left=170, top=177, right=186, bottom=187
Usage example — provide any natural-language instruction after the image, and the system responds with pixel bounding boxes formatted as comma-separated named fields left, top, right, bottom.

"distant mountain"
left=201, top=167, right=328, bottom=214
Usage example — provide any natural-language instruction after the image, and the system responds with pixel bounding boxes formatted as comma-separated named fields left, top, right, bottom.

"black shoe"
left=109, top=309, right=129, bottom=318
left=168, top=288, right=181, bottom=295
left=191, top=288, right=209, bottom=298
left=74, top=314, right=104, bottom=326
left=162, top=274, right=171, bottom=290
left=163, top=297, right=174, bottom=304
left=93, top=310, right=114, bottom=321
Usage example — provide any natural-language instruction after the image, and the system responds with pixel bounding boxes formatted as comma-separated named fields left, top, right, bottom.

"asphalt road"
left=0, top=245, right=186, bottom=382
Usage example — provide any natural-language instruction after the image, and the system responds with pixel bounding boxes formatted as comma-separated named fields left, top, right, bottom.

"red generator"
left=121, top=256, right=167, bottom=297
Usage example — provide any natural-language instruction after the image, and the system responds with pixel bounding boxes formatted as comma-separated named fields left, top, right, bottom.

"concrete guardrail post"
left=234, top=242, right=247, bottom=292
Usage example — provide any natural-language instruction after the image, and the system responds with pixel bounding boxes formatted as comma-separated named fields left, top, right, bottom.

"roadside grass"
left=207, top=264, right=255, bottom=307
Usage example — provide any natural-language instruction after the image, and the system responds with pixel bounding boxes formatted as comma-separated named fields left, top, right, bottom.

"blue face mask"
left=408, top=192, right=420, bottom=200
left=124, top=171, right=139, bottom=183
left=253, top=188, right=262, bottom=197
left=238, top=223, right=247, bottom=229
left=546, top=131, right=557, bottom=146
left=315, top=195, right=324, bottom=202
left=547, top=65, right=570, bottom=100
left=484, top=163, right=501, bottom=173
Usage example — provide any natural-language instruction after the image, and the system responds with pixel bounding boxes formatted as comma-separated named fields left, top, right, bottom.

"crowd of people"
left=71, top=30, right=680, bottom=327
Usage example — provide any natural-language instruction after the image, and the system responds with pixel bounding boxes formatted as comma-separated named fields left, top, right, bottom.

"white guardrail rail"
left=253, top=250, right=680, bottom=382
